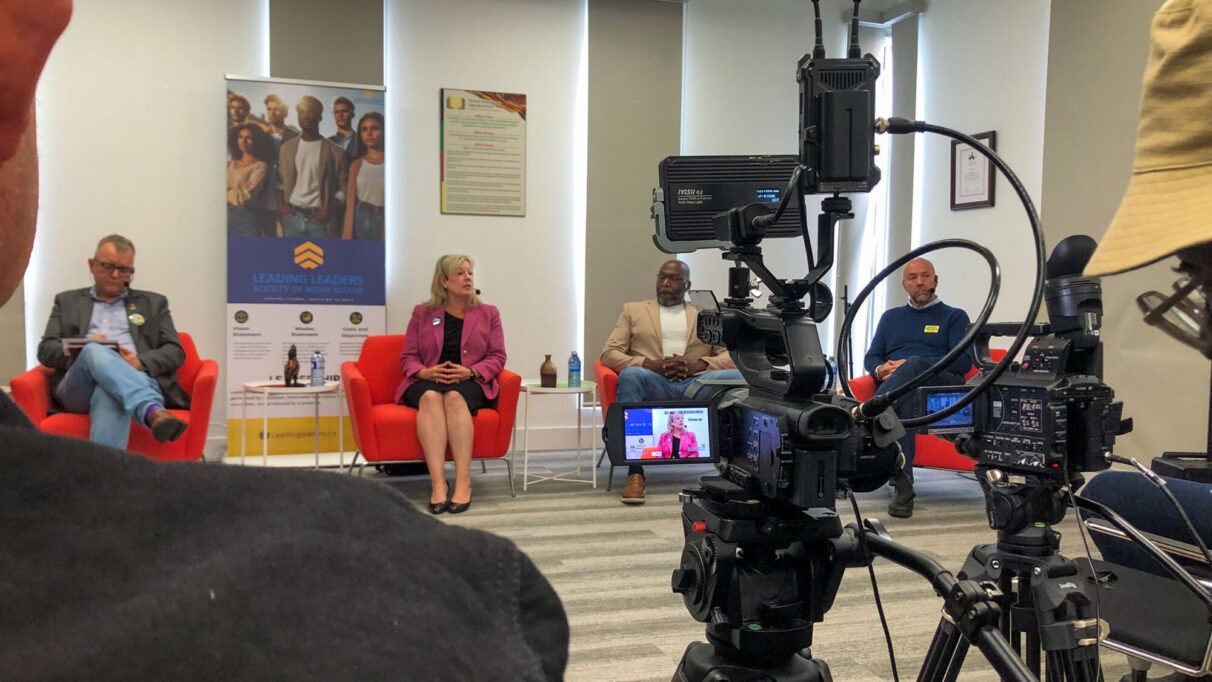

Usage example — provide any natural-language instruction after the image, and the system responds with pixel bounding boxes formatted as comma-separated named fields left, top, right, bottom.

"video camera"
left=633, top=4, right=901, bottom=510
left=600, top=5, right=915, bottom=678
left=916, top=235, right=1132, bottom=479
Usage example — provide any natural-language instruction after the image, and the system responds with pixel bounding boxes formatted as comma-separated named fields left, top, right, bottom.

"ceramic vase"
left=540, top=355, right=558, bottom=387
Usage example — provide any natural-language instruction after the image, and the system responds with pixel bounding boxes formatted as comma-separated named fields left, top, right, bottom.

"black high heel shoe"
left=447, top=482, right=472, bottom=514
left=428, top=480, right=451, bottom=515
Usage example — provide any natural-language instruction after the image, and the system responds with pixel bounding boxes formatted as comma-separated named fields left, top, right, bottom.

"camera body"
left=697, top=301, right=902, bottom=509
left=920, top=325, right=1126, bottom=478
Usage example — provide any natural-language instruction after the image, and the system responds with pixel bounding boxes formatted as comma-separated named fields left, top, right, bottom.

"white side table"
left=520, top=380, right=598, bottom=490
left=241, top=380, right=344, bottom=469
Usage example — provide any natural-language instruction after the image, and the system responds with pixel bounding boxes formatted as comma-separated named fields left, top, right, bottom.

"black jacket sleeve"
left=37, top=293, right=71, bottom=371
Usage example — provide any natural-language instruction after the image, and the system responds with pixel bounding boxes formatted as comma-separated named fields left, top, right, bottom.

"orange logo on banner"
left=294, top=242, right=324, bottom=269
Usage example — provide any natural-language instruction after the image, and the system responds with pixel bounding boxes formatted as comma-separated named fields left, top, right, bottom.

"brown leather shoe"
left=147, top=409, right=187, bottom=444
left=621, top=473, right=646, bottom=505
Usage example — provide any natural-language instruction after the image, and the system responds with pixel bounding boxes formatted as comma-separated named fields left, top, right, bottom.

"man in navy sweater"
left=865, top=258, right=972, bottom=518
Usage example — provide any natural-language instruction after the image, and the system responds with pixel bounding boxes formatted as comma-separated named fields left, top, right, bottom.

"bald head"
left=656, top=259, right=690, bottom=307
left=902, top=258, right=938, bottom=308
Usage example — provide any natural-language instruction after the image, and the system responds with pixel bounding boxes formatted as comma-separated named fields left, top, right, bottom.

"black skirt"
left=401, top=380, right=489, bottom=416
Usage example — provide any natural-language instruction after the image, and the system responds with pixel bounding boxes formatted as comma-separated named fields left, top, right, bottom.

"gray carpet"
left=369, top=456, right=1132, bottom=681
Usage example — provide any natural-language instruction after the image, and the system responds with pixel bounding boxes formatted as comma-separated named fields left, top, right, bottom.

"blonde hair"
left=667, top=411, right=685, bottom=432
left=423, top=254, right=481, bottom=309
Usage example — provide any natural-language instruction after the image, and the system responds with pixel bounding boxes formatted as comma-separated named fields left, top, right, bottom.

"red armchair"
left=847, top=350, right=1006, bottom=473
left=9, top=332, right=218, bottom=462
left=593, top=361, right=622, bottom=489
left=341, top=334, right=521, bottom=495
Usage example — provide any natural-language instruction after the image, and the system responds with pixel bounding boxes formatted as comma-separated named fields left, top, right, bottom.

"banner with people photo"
left=224, top=76, right=386, bottom=459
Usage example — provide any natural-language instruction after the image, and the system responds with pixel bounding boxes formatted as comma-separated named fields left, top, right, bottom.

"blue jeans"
left=352, top=207, right=384, bottom=241
left=54, top=342, right=165, bottom=449
left=616, top=366, right=743, bottom=475
left=873, top=355, right=964, bottom=482
left=1081, top=472, right=1212, bottom=578
left=283, top=211, right=329, bottom=239
left=227, top=205, right=260, bottom=236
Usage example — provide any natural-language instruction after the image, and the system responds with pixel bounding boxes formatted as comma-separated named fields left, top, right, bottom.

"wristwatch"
left=469, top=368, right=479, bottom=381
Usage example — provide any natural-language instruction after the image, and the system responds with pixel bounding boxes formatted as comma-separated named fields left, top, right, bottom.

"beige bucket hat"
left=1086, top=0, right=1212, bottom=276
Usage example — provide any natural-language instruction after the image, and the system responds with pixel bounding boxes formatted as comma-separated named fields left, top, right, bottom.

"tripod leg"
left=941, top=640, right=969, bottom=682
left=918, top=619, right=962, bottom=681
left=916, top=616, right=978, bottom=682
left=1026, top=629, right=1042, bottom=678
left=1044, top=649, right=1063, bottom=681
left=1000, top=573, right=1018, bottom=654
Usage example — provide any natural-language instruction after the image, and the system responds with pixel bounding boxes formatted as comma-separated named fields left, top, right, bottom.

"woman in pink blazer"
left=396, top=254, right=506, bottom=515
left=657, top=411, right=699, bottom=459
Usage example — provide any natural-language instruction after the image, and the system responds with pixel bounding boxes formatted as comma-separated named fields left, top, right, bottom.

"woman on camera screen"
left=395, top=254, right=505, bottom=515
left=658, top=411, right=699, bottom=459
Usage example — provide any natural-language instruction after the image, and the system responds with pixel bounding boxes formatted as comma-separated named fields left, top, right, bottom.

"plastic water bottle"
left=310, top=349, right=326, bottom=387
left=568, top=351, right=581, bottom=388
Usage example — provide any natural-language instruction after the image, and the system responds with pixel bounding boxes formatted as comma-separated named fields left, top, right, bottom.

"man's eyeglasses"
left=94, top=261, right=135, bottom=277
left=1137, top=270, right=1212, bottom=359
left=658, top=274, right=685, bottom=284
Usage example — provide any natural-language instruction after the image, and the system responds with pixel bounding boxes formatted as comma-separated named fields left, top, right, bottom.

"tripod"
left=670, top=477, right=1038, bottom=682
left=920, top=469, right=1104, bottom=682
left=670, top=477, right=851, bottom=682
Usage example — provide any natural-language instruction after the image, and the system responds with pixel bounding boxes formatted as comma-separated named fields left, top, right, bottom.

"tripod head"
left=672, top=477, right=863, bottom=670
left=975, top=466, right=1081, bottom=537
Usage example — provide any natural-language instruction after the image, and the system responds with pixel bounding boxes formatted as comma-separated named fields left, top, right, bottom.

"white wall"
left=30, top=0, right=589, bottom=450
left=30, top=0, right=268, bottom=439
left=387, top=0, right=587, bottom=446
left=912, top=0, right=1051, bottom=326
left=681, top=0, right=831, bottom=293
left=680, top=1, right=880, bottom=363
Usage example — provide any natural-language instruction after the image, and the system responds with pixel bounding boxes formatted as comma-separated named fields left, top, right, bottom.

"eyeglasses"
left=94, top=260, right=135, bottom=277
left=657, top=274, right=686, bottom=284
left=1137, top=270, right=1212, bottom=358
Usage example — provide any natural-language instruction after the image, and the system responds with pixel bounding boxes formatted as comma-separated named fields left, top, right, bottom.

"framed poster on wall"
left=440, top=88, right=527, bottom=216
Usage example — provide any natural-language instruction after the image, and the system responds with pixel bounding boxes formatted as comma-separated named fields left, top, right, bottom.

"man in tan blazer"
left=601, top=259, right=740, bottom=504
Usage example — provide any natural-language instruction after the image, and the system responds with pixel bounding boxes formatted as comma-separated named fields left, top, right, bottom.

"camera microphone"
left=1046, top=235, right=1098, bottom=279
left=1043, top=235, right=1102, bottom=342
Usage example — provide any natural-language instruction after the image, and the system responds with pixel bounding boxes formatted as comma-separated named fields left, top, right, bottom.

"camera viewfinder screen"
left=622, top=406, right=713, bottom=462
left=925, top=391, right=974, bottom=433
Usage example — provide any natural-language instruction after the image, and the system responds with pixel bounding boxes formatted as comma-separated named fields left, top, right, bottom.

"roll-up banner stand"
left=224, top=76, right=386, bottom=461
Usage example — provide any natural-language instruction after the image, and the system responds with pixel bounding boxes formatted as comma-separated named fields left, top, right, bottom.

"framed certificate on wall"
left=950, top=130, right=996, bottom=210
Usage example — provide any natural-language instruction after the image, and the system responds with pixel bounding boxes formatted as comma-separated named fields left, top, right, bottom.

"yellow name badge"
left=924, top=325, right=940, bottom=333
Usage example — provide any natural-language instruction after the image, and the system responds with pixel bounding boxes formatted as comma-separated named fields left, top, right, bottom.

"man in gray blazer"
left=37, top=234, right=188, bottom=449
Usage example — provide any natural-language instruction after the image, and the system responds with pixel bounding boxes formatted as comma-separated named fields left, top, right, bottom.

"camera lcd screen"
left=923, top=390, right=975, bottom=434
left=605, top=402, right=717, bottom=466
